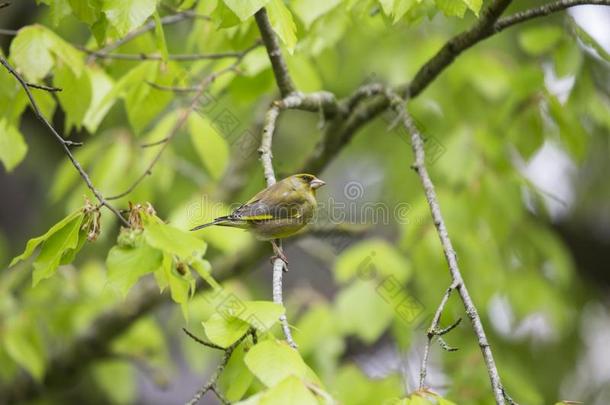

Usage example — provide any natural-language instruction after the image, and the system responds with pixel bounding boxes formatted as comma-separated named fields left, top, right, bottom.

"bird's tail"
left=189, top=216, right=231, bottom=231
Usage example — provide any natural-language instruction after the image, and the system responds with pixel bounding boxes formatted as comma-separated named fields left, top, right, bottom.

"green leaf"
left=292, top=0, right=340, bottom=29
left=143, top=215, right=207, bottom=260
left=10, top=210, right=83, bottom=267
left=153, top=11, right=169, bottom=62
left=32, top=213, right=84, bottom=285
left=334, top=280, right=396, bottom=343
left=204, top=313, right=251, bottom=348
left=191, top=257, right=222, bottom=291
left=266, top=0, right=297, bottom=54
left=9, top=26, right=54, bottom=82
left=53, top=64, right=92, bottom=132
left=123, top=62, right=178, bottom=134
left=518, top=26, right=564, bottom=56
left=259, top=375, right=318, bottom=405
left=9, top=25, right=83, bottom=82
left=68, top=0, right=103, bottom=26
left=435, top=0, right=467, bottom=17
left=462, top=0, right=482, bottom=15
left=4, top=319, right=46, bottom=381
left=102, top=0, right=159, bottom=37
left=378, top=0, right=395, bottom=16
left=218, top=343, right=255, bottom=401
left=334, top=238, right=411, bottom=283
left=188, top=114, right=229, bottom=180
left=202, top=300, right=285, bottom=348
left=233, top=301, right=285, bottom=330
left=82, top=67, right=115, bottom=133
left=0, top=118, right=28, bottom=172
left=244, top=340, right=320, bottom=387
left=222, top=0, right=270, bottom=21
left=106, top=235, right=163, bottom=297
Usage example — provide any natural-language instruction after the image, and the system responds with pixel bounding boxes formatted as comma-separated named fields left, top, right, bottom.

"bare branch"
left=254, top=7, right=295, bottom=97
left=387, top=90, right=505, bottom=404
left=184, top=330, right=253, bottom=405
left=0, top=2, right=10, bottom=10
left=258, top=99, right=295, bottom=348
left=0, top=54, right=128, bottom=226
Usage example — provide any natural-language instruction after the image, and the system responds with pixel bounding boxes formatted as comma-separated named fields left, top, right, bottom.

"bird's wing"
left=230, top=181, right=307, bottom=221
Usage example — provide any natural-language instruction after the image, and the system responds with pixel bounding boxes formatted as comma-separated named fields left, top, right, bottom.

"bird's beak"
left=310, top=178, right=326, bottom=189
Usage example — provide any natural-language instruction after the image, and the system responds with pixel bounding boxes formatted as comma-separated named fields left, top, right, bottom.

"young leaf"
left=106, top=234, right=163, bottom=297
left=204, top=313, right=251, bottom=348
left=0, top=119, right=27, bottom=172
left=53, top=64, right=93, bottom=132
left=188, top=114, right=229, bottom=180
left=32, top=213, right=84, bottom=285
left=292, top=0, right=340, bottom=29
left=10, top=210, right=83, bottom=267
left=244, top=340, right=321, bottom=387
left=153, top=11, right=169, bottom=62
left=143, top=215, right=207, bottom=260
left=222, top=0, right=270, bottom=21
left=102, top=0, right=159, bottom=37
left=259, top=375, right=318, bottom=405
left=266, top=0, right=297, bottom=54
left=218, top=343, right=255, bottom=401
left=9, top=26, right=55, bottom=82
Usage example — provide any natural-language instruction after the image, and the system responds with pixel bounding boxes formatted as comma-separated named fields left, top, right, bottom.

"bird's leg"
left=270, top=239, right=288, bottom=266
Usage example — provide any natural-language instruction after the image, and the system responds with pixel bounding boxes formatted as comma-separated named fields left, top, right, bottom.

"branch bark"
left=388, top=92, right=505, bottom=404
left=254, top=7, right=295, bottom=97
left=0, top=54, right=129, bottom=227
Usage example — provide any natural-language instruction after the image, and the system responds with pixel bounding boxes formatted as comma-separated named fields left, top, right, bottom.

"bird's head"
left=293, top=173, right=326, bottom=192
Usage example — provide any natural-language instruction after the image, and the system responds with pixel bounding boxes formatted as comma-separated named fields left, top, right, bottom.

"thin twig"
left=184, top=330, right=252, bottom=405
left=79, top=45, right=254, bottom=61
left=388, top=91, right=506, bottom=404
left=419, top=281, right=460, bottom=390
left=182, top=328, right=224, bottom=351
left=0, top=54, right=129, bottom=226
left=26, top=82, right=62, bottom=92
left=0, top=2, right=9, bottom=10
left=258, top=98, right=297, bottom=348
left=495, top=0, right=610, bottom=31
left=0, top=28, right=18, bottom=35
left=86, top=11, right=205, bottom=62
left=254, top=7, right=295, bottom=97
left=106, top=42, right=258, bottom=200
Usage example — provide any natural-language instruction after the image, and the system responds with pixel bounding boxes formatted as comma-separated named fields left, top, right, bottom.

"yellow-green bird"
left=190, top=174, right=325, bottom=260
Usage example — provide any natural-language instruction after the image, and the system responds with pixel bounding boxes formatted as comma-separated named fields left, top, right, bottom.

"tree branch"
left=254, top=7, right=295, bottom=97
left=495, top=0, right=610, bottom=31
left=184, top=330, right=252, bottom=405
left=0, top=54, right=129, bottom=227
left=85, top=10, right=206, bottom=62
left=79, top=47, right=256, bottom=62
left=387, top=91, right=506, bottom=404
left=419, top=281, right=460, bottom=390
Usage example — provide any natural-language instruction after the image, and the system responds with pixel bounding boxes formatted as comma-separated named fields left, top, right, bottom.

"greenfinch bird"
left=191, top=174, right=325, bottom=260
